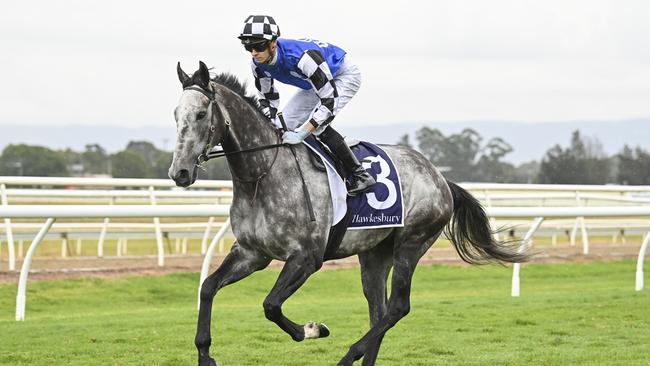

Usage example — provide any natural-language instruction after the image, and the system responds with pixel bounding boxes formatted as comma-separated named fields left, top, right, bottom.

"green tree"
left=0, top=144, right=69, bottom=176
left=414, top=128, right=495, bottom=182
left=111, top=150, right=151, bottom=178
left=201, top=158, right=232, bottom=180
left=153, top=151, right=173, bottom=179
left=415, top=127, right=447, bottom=163
left=474, top=137, right=515, bottom=182
left=126, top=141, right=160, bottom=162
left=538, top=130, right=611, bottom=184
left=512, top=161, right=540, bottom=183
left=60, top=148, right=84, bottom=176
left=396, top=134, right=412, bottom=148
left=82, top=144, right=109, bottom=175
left=123, top=141, right=176, bottom=179
left=616, top=145, right=650, bottom=185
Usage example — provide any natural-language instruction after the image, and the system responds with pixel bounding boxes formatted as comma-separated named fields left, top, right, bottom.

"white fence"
left=1, top=177, right=649, bottom=320
left=1, top=177, right=233, bottom=271
left=484, top=206, right=650, bottom=296
left=0, top=204, right=231, bottom=321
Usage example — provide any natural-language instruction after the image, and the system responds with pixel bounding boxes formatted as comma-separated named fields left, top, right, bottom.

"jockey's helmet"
left=238, top=15, right=280, bottom=45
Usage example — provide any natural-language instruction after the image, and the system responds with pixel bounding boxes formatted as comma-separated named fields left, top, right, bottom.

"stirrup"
left=347, top=174, right=376, bottom=196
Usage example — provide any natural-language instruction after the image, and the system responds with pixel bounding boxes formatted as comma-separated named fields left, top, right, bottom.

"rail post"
left=198, top=218, right=231, bottom=309
left=511, top=217, right=544, bottom=297
left=636, top=231, right=650, bottom=291
left=97, top=197, right=113, bottom=258
left=1, top=184, right=16, bottom=271
left=149, top=186, right=165, bottom=266
left=16, top=218, right=56, bottom=321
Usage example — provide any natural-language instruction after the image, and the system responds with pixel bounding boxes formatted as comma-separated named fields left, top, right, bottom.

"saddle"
left=308, top=137, right=361, bottom=175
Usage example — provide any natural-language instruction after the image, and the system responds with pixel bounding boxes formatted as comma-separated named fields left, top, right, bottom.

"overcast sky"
left=1, top=0, right=649, bottom=129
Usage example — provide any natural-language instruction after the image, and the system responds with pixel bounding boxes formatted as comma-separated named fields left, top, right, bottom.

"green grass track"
left=0, top=260, right=648, bottom=365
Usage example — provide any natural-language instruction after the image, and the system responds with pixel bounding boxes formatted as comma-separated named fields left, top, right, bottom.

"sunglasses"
left=244, top=41, right=270, bottom=52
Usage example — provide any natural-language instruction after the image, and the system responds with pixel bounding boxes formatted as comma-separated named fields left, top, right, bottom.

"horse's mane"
left=211, top=72, right=269, bottom=121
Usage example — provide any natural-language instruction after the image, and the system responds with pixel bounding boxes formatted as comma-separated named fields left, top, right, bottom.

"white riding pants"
left=279, top=57, right=361, bottom=134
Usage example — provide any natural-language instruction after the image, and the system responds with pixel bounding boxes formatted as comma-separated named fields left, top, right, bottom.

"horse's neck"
left=217, top=86, right=280, bottom=187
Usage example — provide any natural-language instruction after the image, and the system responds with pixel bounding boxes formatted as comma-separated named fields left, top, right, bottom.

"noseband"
left=182, top=84, right=229, bottom=166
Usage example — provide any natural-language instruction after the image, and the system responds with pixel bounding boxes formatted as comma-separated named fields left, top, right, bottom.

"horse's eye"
left=197, top=111, right=207, bottom=120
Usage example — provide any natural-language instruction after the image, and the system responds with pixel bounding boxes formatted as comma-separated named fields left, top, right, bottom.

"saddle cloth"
left=302, top=136, right=404, bottom=230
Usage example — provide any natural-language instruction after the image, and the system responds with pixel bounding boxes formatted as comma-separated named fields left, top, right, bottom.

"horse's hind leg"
left=339, top=231, right=442, bottom=366
left=358, top=239, right=393, bottom=366
left=263, top=252, right=328, bottom=342
left=196, top=243, right=271, bottom=366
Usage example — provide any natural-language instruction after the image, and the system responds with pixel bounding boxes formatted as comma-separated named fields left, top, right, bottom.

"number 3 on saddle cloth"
left=302, top=135, right=405, bottom=259
left=303, top=135, right=405, bottom=228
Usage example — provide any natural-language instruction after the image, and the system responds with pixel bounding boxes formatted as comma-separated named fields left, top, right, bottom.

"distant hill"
left=1, top=119, right=648, bottom=164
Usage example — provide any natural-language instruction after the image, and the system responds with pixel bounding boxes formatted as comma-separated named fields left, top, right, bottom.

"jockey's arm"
left=251, top=61, right=280, bottom=120
left=296, top=49, right=338, bottom=131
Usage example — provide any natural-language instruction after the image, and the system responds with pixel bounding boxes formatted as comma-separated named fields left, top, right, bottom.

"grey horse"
left=169, top=61, right=528, bottom=366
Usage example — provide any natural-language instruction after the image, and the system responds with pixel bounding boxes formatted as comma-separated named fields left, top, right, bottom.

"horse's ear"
left=196, top=61, right=210, bottom=88
left=177, top=62, right=191, bottom=87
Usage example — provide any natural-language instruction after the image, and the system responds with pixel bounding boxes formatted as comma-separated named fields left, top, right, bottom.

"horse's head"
left=169, top=61, right=230, bottom=187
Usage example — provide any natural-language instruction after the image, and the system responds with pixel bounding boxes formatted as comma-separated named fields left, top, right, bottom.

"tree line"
left=398, top=128, right=650, bottom=184
left=0, top=141, right=231, bottom=180
left=1, top=129, right=649, bottom=184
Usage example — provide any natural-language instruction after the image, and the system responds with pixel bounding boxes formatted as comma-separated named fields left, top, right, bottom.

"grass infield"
left=0, top=260, right=648, bottom=365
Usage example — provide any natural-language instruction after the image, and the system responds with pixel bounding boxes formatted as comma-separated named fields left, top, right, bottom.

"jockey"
left=238, top=15, right=376, bottom=196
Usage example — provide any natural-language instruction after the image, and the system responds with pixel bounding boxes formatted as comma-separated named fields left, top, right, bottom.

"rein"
left=183, top=83, right=285, bottom=204
left=204, top=141, right=285, bottom=160
left=183, top=84, right=284, bottom=164
left=182, top=82, right=316, bottom=220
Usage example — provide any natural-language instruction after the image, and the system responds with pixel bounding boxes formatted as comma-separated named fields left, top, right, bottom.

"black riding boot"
left=318, top=126, right=376, bottom=196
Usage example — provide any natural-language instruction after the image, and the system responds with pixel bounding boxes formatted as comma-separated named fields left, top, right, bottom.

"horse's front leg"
left=263, top=252, right=330, bottom=342
left=196, top=243, right=270, bottom=366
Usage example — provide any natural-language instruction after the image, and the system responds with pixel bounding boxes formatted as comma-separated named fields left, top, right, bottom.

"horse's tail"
left=444, top=180, right=530, bottom=265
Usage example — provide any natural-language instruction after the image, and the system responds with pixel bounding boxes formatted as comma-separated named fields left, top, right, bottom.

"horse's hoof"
left=304, top=321, right=330, bottom=339
left=319, top=323, right=330, bottom=338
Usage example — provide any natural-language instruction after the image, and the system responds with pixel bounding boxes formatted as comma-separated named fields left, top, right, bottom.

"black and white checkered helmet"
left=238, top=15, right=280, bottom=43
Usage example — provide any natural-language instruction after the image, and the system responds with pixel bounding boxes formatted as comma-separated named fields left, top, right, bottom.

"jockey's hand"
left=282, top=125, right=311, bottom=144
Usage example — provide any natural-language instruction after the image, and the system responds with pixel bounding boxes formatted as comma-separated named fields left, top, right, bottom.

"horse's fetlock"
left=195, top=334, right=212, bottom=349
left=392, top=303, right=410, bottom=318
left=263, top=299, right=281, bottom=320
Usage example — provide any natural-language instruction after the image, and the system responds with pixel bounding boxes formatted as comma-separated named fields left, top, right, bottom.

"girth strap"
left=277, top=113, right=316, bottom=222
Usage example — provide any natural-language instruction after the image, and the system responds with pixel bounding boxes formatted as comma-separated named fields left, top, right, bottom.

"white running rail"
left=0, top=204, right=230, bottom=321
left=485, top=206, right=650, bottom=296
left=1, top=177, right=233, bottom=270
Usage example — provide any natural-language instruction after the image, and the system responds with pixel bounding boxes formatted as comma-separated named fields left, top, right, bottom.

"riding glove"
left=282, top=125, right=311, bottom=144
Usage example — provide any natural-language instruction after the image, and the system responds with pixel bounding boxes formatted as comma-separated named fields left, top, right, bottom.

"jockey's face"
left=250, top=40, right=276, bottom=64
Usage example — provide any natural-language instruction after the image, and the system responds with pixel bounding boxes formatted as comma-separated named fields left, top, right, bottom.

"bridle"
left=181, top=83, right=228, bottom=166
left=180, top=80, right=316, bottom=220
left=181, top=82, right=285, bottom=201
left=182, top=82, right=284, bottom=164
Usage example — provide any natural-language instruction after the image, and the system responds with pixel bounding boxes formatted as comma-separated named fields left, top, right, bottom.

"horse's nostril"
left=173, top=169, right=191, bottom=186
left=177, top=169, right=189, bottom=180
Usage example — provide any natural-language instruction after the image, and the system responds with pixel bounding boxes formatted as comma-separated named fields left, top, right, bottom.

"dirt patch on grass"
left=0, top=244, right=643, bottom=284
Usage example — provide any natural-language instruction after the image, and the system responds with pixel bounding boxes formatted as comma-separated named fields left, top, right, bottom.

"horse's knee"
left=263, top=298, right=281, bottom=321
left=303, top=254, right=323, bottom=273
